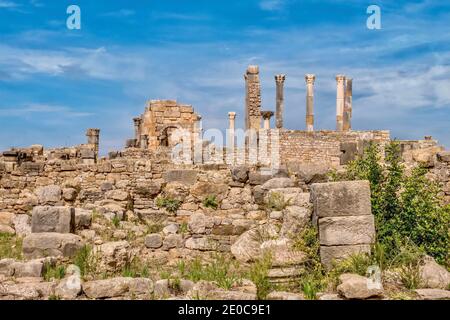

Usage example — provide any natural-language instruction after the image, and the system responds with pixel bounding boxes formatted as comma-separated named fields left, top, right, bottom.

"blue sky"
left=1, top=0, right=450, bottom=154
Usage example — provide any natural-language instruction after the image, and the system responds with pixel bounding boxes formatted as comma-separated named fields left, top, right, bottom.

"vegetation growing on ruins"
left=335, top=141, right=450, bottom=266
left=266, top=192, right=291, bottom=211
left=156, top=196, right=182, bottom=213
left=0, top=233, right=23, bottom=260
left=202, top=195, right=219, bottom=210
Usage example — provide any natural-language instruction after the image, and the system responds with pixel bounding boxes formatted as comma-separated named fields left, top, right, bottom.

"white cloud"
left=0, top=103, right=93, bottom=117
left=0, top=1, right=17, bottom=8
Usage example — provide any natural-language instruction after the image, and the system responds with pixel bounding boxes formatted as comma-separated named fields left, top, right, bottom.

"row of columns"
left=238, top=70, right=353, bottom=132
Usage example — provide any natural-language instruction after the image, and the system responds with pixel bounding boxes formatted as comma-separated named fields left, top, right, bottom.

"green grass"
left=72, top=245, right=98, bottom=278
left=0, top=233, right=23, bottom=260
left=121, top=258, right=150, bottom=278
left=266, top=192, right=290, bottom=211
left=156, top=196, right=182, bottom=213
left=202, top=195, right=219, bottom=210
left=43, top=263, right=66, bottom=281
left=247, top=254, right=272, bottom=300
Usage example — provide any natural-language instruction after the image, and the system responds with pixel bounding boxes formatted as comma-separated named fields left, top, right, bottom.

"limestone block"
left=261, top=177, right=295, bottom=190
left=0, top=211, right=14, bottom=226
left=62, top=188, right=77, bottom=201
left=144, top=234, right=163, bottom=249
left=437, top=151, right=450, bottom=163
left=318, top=215, right=375, bottom=246
left=337, top=273, right=384, bottom=299
left=190, top=182, right=228, bottom=201
left=414, top=289, right=450, bottom=300
left=163, top=170, right=198, bottom=185
left=11, top=260, right=44, bottom=278
left=188, top=213, right=214, bottom=234
left=105, top=190, right=129, bottom=201
left=31, top=206, right=75, bottom=234
left=162, top=234, right=183, bottom=250
left=280, top=206, right=311, bottom=237
left=83, top=277, right=132, bottom=299
left=286, top=162, right=329, bottom=184
left=231, top=166, right=249, bottom=183
left=310, top=180, right=371, bottom=217
left=419, top=256, right=450, bottom=289
left=320, top=244, right=371, bottom=269
left=35, top=185, right=62, bottom=205
left=74, top=208, right=92, bottom=229
left=23, top=233, right=83, bottom=259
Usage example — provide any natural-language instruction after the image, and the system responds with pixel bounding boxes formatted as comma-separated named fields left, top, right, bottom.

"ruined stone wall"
left=279, top=130, right=391, bottom=167
left=140, top=100, right=200, bottom=151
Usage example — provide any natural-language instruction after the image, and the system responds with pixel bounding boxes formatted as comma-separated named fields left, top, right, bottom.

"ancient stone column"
left=227, top=112, right=236, bottom=163
left=245, top=65, right=262, bottom=131
left=305, top=74, right=316, bottom=132
left=275, top=74, right=286, bottom=129
left=261, top=111, right=274, bottom=129
left=133, top=117, right=142, bottom=146
left=336, top=75, right=346, bottom=131
left=343, top=78, right=353, bottom=131
left=86, top=128, right=100, bottom=157
left=140, top=134, right=149, bottom=149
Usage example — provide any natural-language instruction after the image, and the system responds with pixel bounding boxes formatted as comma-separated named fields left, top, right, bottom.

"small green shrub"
left=266, top=192, right=290, bottom=211
left=73, top=245, right=98, bottom=278
left=179, top=222, right=189, bottom=234
left=111, top=215, right=121, bottom=228
left=203, top=195, right=219, bottom=210
left=156, top=196, right=182, bottom=213
left=43, top=263, right=66, bottom=281
left=247, top=253, right=272, bottom=300
left=146, top=222, right=164, bottom=234
left=0, top=233, right=23, bottom=260
left=121, top=257, right=149, bottom=278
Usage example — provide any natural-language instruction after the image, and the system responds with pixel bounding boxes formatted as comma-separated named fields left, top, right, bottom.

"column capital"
left=336, top=74, right=346, bottom=82
left=133, top=117, right=142, bottom=124
left=228, top=112, right=236, bottom=120
left=247, top=65, right=259, bottom=74
left=305, top=74, right=316, bottom=84
left=275, top=74, right=286, bottom=83
left=261, top=111, right=274, bottom=120
left=86, top=128, right=100, bottom=136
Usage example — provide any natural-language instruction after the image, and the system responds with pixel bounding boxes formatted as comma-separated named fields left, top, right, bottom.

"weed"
left=203, top=195, right=219, bottom=210
left=266, top=192, right=290, bottom=211
left=0, top=233, right=23, bottom=260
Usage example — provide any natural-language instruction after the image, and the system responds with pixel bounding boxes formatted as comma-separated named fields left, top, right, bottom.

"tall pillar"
left=133, top=117, right=142, bottom=146
left=228, top=112, right=236, bottom=162
left=86, top=128, right=100, bottom=157
left=305, top=74, right=316, bottom=132
left=261, top=111, right=274, bottom=129
left=140, top=134, right=149, bottom=149
left=336, top=75, right=346, bottom=131
left=244, top=65, right=262, bottom=131
left=193, top=115, right=203, bottom=164
left=343, top=78, right=353, bottom=131
left=275, top=74, right=285, bottom=129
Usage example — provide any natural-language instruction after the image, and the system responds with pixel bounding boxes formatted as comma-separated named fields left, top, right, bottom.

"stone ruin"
left=0, top=65, right=449, bottom=300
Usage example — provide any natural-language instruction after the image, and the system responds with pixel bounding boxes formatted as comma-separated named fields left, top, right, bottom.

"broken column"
left=305, top=74, right=316, bottom=132
left=244, top=65, right=262, bottom=131
left=86, top=128, right=100, bottom=158
left=336, top=75, right=346, bottom=131
left=261, top=111, right=274, bottom=129
left=140, top=134, right=149, bottom=150
left=310, top=180, right=375, bottom=269
left=275, top=74, right=286, bottom=129
left=133, top=117, right=142, bottom=147
left=343, top=78, right=353, bottom=131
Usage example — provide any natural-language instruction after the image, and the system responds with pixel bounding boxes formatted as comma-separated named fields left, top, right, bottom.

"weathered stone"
left=163, top=170, right=198, bottom=186
left=31, top=206, right=75, bottom=234
left=162, top=223, right=178, bottom=235
left=0, top=258, right=15, bottom=276
left=287, top=162, right=329, bottom=184
left=13, top=214, right=31, bottom=236
left=154, top=279, right=170, bottom=297
left=318, top=215, right=375, bottom=246
left=231, top=166, right=249, bottom=183
left=0, top=224, right=15, bottom=235
left=252, top=185, right=266, bottom=205
left=280, top=206, right=311, bottom=237
left=35, top=185, right=62, bottom=205
left=310, top=180, right=372, bottom=217
left=269, top=211, right=283, bottom=220
left=337, top=273, right=384, bottom=299
left=62, top=188, right=77, bottom=201
left=83, top=277, right=131, bottom=299
left=106, top=190, right=129, bottom=201
left=100, top=182, right=114, bottom=192
left=190, top=182, right=228, bottom=201
left=0, top=281, right=56, bottom=300
left=414, top=289, right=450, bottom=300
left=144, top=234, right=163, bottom=249
left=266, top=188, right=310, bottom=207
left=11, top=260, right=44, bottom=278
left=248, top=172, right=272, bottom=185
left=231, top=224, right=279, bottom=262
left=419, top=256, right=450, bottom=289
left=185, top=237, right=217, bottom=251
left=261, top=239, right=306, bottom=267
left=94, top=241, right=130, bottom=271
left=55, top=273, right=82, bottom=299
left=261, top=177, right=295, bottom=190
left=23, top=233, right=83, bottom=259
left=437, top=151, right=450, bottom=163
left=74, top=208, right=92, bottom=229
left=320, top=245, right=371, bottom=269
left=188, top=213, right=214, bottom=234
left=267, top=291, right=305, bottom=300
left=128, top=278, right=154, bottom=296
left=318, top=293, right=343, bottom=300
left=0, top=211, right=14, bottom=226
left=162, top=234, right=183, bottom=250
